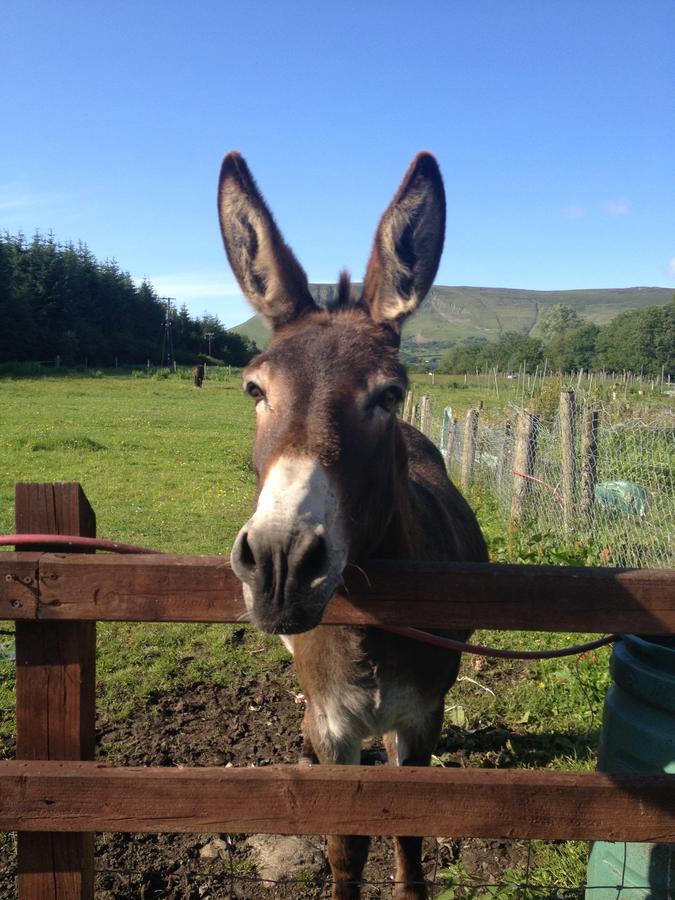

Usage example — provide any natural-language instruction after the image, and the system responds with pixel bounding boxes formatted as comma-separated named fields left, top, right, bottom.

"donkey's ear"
left=218, top=152, right=317, bottom=329
left=361, top=152, right=445, bottom=331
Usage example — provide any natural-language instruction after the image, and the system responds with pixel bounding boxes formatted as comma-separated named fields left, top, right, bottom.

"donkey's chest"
left=315, top=664, right=433, bottom=742
left=286, top=629, right=450, bottom=742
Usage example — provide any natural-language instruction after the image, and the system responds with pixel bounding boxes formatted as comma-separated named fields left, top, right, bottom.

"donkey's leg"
left=304, top=710, right=369, bottom=900
left=321, top=743, right=370, bottom=900
left=299, top=707, right=319, bottom=765
left=384, top=704, right=445, bottom=900
left=325, top=833, right=371, bottom=900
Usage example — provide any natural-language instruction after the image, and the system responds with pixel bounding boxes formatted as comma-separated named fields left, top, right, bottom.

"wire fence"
left=2, top=830, right=657, bottom=899
left=406, top=390, right=674, bottom=570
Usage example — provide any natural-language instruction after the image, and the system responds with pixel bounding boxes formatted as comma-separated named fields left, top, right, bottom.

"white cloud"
left=0, top=186, right=67, bottom=214
left=0, top=194, right=37, bottom=213
left=562, top=198, right=632, bottom=219
left=0, top=184, right=82, bottom=230
left=131, top=271, right=252, bottom=326
left=604, top=199, right=630, bottom=216
left=562, top=202, right=586, bottom=219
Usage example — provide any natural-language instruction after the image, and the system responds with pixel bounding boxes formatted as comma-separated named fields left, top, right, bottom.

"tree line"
left=437, top=299, right=675, bottom=376
left=0, top=233, right=258, bottom=367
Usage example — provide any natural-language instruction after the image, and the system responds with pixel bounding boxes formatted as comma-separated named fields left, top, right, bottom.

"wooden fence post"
left=580, top=408, right=600, bottom=524
left=445, top=416, right=458, bottom=474
left=510, top=410, right=539, bottom=523
left=439, top=406, right=452, bottom=453
left=460, top=408, right=479, bottom=490
left=402, top=390, right=414, bottom=424
left=419, top=394, right=433, bottom=436
left=496, top=419, right=513, bottom=492
left=559, top=389, right=577, bottom=532
left=15, top=483, right=96, bottom=900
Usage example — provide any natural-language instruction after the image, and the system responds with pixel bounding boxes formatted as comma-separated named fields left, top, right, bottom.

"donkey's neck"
left=358, top=471, right=420, bottom=561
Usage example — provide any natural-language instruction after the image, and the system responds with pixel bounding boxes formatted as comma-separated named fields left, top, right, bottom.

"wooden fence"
left=1, top=482, right=674, bottom=899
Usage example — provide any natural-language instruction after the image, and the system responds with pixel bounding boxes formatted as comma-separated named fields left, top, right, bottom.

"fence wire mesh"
left=3, top=830, right=664, bottom=898
left=410, top=393, right=674, bottom=570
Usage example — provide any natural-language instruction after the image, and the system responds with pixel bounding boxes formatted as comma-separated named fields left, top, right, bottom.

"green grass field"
left=0, top=370, right=624, bottom=891
left=0, top=371, right=291, bottom=734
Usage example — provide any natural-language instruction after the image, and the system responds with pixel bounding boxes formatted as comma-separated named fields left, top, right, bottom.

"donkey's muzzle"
left=230, top=524, right=337, bottom=633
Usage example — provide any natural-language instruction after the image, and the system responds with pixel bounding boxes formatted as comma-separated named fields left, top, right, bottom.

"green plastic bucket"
left=586, top=635, right=675, bottom=898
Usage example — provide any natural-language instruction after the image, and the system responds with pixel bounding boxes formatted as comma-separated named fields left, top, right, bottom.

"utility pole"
left=159, top=297, right=176, bottom=368
left=205, top=331, right=215, bottom=357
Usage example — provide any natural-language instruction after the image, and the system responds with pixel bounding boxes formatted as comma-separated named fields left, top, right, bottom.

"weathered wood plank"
left=0, top=553, right=39, bottom=620
left=1, top=762, right=673, bottom=842
left=14, top=554, right=674, bottom=634
left=15, top=483, right=96, bottom=900
left=36, top=553, right=245, bottom=622
left=15, top=482, right=96, bottom=553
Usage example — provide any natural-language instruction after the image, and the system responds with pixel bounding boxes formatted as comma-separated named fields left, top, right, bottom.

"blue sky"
left=3, top=0, right=674, bottom=327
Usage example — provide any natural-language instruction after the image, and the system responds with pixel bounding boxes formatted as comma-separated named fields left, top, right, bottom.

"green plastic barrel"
left=586, top=635, right=675, bottom=898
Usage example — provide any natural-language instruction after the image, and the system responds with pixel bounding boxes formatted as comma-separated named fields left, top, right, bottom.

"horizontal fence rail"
left=1, top=552, right=674, bottom=632
left=1, top=762, right=674, bottom=842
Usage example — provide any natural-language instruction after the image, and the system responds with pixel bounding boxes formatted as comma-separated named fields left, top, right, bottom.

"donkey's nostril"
left=238, top=531, right=256, bottom=572
left=294, top=531, right=328, bottom=583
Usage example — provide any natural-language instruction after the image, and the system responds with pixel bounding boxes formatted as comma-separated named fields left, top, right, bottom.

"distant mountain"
left=229, top=284, right=673, bottom=366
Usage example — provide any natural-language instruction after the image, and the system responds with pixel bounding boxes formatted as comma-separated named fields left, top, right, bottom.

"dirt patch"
left=0, top=660, right=543, bottom=898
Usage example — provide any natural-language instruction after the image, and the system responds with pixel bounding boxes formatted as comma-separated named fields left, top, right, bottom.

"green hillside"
left=229, top=284, right=673, bottom=366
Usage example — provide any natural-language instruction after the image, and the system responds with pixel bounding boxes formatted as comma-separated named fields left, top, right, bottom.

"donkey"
left=192, top=363, right=205, bottom=387
left=218, top=151, right=487, bottom=900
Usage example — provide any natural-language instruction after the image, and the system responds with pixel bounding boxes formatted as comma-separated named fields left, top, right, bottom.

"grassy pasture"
left=0, top=370, right=626, bottom=891
left=409, top=369, right=674, bottom=425
left=0, top=371, right=291, bottom=737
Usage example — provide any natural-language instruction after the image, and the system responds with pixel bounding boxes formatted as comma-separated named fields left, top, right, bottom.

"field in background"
left=1, top=368, right=671, bottom=893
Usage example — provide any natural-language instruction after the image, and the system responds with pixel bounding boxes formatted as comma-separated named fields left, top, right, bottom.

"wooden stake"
left=15, top=483, right=96, bottom=900
left=510, top=410, right=539, bottom=522
left=440, top=406, right=452, bottom=455
left=496, top=420, right=513, bottom=491
left=419, top=394, right=433, bottom=436
left=402, top=390, right=414, bottom=424
left=560, top=390, right=577, bottom=531
left=446, top=416, right=458, bottom=474
left=580, top=408, right=600, bottom=524
left=460, top=408, right=479, bottom=490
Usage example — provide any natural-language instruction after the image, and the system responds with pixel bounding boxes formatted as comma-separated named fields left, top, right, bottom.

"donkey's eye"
left=376, top=387, right=402, bottom=413
left=245, top=382, right=265, bottom=402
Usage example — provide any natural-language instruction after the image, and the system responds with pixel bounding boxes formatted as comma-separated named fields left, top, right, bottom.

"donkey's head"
left=219, top=152, right=445, bottom=634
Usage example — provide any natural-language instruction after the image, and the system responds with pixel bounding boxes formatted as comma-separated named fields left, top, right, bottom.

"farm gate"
left=0, top=482, right=673, bottom=899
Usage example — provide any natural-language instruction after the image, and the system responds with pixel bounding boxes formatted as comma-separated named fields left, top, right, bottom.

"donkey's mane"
left=320, top=270, right=361, bottom=310
left=337, top=270, right=352, bottom=307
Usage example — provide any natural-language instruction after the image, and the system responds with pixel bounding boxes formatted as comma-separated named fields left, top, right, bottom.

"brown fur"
left=192, top=364, right=204, bottom=387
left=218, top=151, right=487, bottom=899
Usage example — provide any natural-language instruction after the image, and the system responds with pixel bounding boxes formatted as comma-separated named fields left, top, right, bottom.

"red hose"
left=0, top=534, right=162, bottom=554
left=379, top=625, right=619, bottom=660
left=511, top=470, right=565, bottom=505
left=2, top=533, right=621, bottom=660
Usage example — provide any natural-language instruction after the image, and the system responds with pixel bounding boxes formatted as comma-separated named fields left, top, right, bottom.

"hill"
left=229, top=285, right=673, bottom=366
